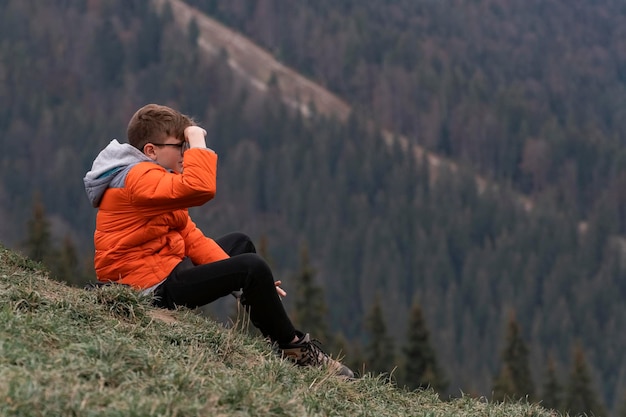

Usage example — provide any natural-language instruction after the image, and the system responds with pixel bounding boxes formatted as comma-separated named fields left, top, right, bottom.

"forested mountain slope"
left=190, top=0, right=626, bottom=218
left=2, top=0, right=626, bottom=415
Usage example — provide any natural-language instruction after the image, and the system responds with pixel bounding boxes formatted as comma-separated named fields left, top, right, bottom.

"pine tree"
left=618, top=391, right=626, bottom=417
left=292, top=245, right=330, bottom=343
left=53, top=234, right=81, bottom=285
left=256, top=235, right=274, bottom=269
left=80, top=255, right=97, bottom=283
left=364, top=295, right=395, bottom=377
left=492, top=312, right=535, bottom=402
left=492, top=366, right=517, bottom=403
left=24, top=194, right=51, bottom=263
left=401, top=301, right=448, bottom=395
left=563, top=344, right=606, bottom=417
left=92, top=17, right=125, bottom=87
left=187, top=17, right=200, bottom=46
left=133, top=8, right=162, bottom=69
left=541, top=355, right=562, bottom=412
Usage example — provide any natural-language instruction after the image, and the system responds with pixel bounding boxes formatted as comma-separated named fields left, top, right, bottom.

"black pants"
left=153, top=232, right=296, bottom=345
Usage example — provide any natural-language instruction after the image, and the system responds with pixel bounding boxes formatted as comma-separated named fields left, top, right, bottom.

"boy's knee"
left=247, top=253, right=270, bottom=272
left=230, top=231, right=251, bottom=241
left=219, top=232, right=256, bottom=255
left=235, top=232, right=256, bottom=253
left=238, top=253, right=273, bottom=283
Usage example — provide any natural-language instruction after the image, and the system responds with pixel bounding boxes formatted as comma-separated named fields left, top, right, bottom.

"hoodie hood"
left=83, top=139, right=152, bottom=207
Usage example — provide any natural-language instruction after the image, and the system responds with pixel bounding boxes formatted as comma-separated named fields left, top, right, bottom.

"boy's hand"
left=184, top=126, right=207, bottom=149
left=274, top=280, right=287, bottom=298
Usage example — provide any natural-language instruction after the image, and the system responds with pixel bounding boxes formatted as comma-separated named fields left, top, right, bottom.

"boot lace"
left=298, top=338, right=331, bottom=367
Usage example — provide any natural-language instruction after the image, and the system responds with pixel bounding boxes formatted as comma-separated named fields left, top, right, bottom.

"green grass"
left=0, top=245, right=561, bottom=417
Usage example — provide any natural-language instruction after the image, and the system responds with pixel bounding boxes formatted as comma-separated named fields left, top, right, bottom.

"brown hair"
left=127, top=104, right=195, bottom=151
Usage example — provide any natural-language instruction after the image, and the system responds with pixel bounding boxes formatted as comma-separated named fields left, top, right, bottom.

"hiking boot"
left=280, top=333, right=355, bottom=379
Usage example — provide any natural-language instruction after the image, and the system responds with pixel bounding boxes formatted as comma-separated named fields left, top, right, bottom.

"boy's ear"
left=143, top=143, right=158, bottom=160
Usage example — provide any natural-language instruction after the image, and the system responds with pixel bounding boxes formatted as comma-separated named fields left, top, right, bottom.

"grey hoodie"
left=83, top=139, right=153, bottom=208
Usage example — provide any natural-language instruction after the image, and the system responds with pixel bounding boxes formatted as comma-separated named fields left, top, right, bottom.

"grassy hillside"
left=0, top=244, right=557, bottom=417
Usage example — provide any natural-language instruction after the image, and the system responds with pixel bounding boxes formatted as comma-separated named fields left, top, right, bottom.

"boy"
left=83, top=103, right=353, bottom=378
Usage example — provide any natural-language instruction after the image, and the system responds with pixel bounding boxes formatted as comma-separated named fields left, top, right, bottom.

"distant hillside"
left=153, top=0, right=351, bottom=120
left=183, top=0, right=626, bottom=219
left=0, top=244, right=557, bottom=417
left=153, top=0, right=532, bottom=211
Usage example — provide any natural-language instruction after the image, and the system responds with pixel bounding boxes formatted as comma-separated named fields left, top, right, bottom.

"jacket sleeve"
left=180, top=216, right=229, bottom=265
left=126, top=149, right=219, bottom=212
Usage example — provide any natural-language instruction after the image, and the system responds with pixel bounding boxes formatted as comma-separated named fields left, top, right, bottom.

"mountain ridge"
left=153, top=0, right=536, bottom=214
left=153, top=0, right=352, bottom=120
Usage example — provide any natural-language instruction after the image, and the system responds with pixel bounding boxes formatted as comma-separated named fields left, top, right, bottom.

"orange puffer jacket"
left=84, top=140, right=229, bottom=289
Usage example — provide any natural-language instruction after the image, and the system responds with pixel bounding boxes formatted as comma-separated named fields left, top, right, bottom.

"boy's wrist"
left=187, top=137, right=207, bottom=148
